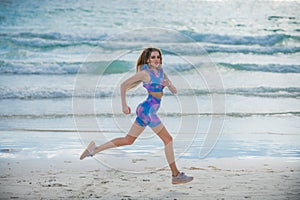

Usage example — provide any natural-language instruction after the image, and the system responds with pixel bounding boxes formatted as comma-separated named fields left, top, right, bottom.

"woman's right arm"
left=120, top=71, right=149, bottom=114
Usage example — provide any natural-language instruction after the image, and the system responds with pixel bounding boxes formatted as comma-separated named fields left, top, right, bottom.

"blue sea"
left=0, top=0, right=299, bottom=170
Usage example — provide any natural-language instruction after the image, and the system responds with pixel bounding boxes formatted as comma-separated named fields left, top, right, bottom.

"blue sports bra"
left=141, top=64, right=165, bottom=93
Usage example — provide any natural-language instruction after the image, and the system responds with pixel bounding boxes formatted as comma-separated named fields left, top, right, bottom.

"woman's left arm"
left=163, top=72, right=177, bottom=94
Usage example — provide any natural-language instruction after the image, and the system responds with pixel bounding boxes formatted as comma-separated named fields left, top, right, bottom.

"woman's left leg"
left=151, top=124, right=180, bottom=177
left=152, top=124, right=194, bottom=184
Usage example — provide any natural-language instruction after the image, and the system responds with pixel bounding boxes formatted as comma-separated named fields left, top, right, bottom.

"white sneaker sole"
left=80, top=141, right=95, bottom=160
left=172, top=177, right=194, bottom=184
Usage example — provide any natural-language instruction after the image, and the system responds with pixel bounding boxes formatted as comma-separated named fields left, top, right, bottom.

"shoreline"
left=1, top=156, right=299, bottom=199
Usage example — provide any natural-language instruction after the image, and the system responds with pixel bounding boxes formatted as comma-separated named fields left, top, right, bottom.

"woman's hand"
left=162, top=79, right=171, bottom=87
left=168, top=84, right=177, bottom=94
left=163, top=79, right=177, bottom=94
left=122, top=105, right=131, bottom=115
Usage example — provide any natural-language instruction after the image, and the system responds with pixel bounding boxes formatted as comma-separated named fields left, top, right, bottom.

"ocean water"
left=0, top=0, right=300, bottom=165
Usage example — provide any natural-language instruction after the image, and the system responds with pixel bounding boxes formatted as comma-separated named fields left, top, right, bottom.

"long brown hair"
left=128, top=47, right=163, bottom=90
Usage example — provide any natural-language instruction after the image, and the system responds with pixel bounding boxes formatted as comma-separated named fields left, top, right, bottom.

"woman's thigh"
left=151, top=124, right=173, bottom=145
left=126, top=122, right=145, bottom=138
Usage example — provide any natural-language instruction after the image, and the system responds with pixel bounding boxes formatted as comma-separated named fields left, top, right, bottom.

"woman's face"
left=148, top=51, right=161, bottom=69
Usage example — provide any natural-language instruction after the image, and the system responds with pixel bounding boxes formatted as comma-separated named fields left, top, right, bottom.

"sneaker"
left=80, top=141, right=96, bottom=160
left=172, top=172, right=193, bottom=184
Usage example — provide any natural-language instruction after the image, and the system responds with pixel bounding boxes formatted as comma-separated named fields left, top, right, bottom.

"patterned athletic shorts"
left=135, top=94, right=162, bottom=128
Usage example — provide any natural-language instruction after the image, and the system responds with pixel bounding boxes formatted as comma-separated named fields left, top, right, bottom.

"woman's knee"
left=124, top=135, right=136, bottom=145
left=165, top=134, right=173, bottom=144
left=158, top=128, right=173, bottom=145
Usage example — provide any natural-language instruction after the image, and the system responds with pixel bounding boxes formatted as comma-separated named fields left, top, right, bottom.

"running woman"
left=80, top=47, right=193, bottom=184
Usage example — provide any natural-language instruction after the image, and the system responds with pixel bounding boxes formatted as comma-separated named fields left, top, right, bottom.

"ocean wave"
left=189, top=87, right=300, bottom=98
left=180, top=31, right=300, bottom=46
left=218, top=63, right=300, bottom=73
left=98, top=42, right=300, bottom=55
left=0, top=60, right=133, bottom=75
left=0, top=86, right=115, bottom=99
left=0, top=86, right=75, bottom=99
left=0, top=32, right=108, bottom=48
left=1, top=31, right=300, bottom=50
left=224, top=87, right=300, bottom=98
left=1, top=59, right=300, bottom=75
left=204, top=45, right=300, bottom=55
left=0, top=86, right=299, bottom=100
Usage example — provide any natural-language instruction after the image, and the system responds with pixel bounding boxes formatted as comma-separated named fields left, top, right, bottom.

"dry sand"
left=0, top=156, right=299, bottom=200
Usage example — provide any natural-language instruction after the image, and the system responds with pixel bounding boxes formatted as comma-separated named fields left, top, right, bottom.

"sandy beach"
left=1, top=155, right=299, bottom=199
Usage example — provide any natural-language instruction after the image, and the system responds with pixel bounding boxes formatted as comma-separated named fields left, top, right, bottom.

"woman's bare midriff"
left=149, top=92, right=163, bottom=99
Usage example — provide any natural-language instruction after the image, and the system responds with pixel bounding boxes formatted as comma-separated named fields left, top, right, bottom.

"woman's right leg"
left=93, top=122, right=145, bottom=154
left=80, top=122, right=145, bottom=160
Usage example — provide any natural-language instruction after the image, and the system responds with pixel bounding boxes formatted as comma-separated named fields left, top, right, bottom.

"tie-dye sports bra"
left=141, top=64, right=165, bottom=93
